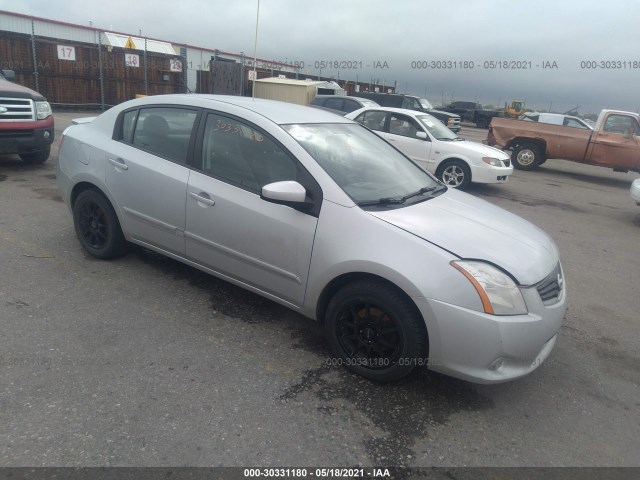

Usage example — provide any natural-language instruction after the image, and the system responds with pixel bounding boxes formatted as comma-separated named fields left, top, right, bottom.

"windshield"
left=283, top=123, right=439, bottom=205
left=418, top=98, right=434, bottom=109
left=416, top=115, right=458, bottom=140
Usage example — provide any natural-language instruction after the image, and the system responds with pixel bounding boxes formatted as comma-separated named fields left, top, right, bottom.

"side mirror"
left=1, top=69, right=16, bottom=82
left=416, top=131, right=428, bottom=140
left=261, top=181, right=312, bottom=210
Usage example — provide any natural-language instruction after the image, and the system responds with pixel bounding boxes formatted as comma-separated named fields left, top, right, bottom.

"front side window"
left=402, top=97, right=422, bottom=110
left=130, top=107, right=198, bottom=163
left=418, top=98, right=434, bottom=110
left=603, top=114, right=640, bottom=135
left=283, top=123, right=438, bottom=205
left=200, top=113, right=298, bottom=192
left=342, top=99, right=361, bottom=113
left=389, top=114, right=421, bottom=138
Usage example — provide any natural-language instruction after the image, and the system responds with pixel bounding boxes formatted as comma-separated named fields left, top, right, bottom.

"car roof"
left=120, top=94, right=353, bottom=125
left=351, top=106, right=436, bottom=119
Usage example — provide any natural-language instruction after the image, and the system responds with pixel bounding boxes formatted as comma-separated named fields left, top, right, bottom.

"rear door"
left=105, top=106, right=199, bottom=255
left=184, top=111, right=320, bottom=306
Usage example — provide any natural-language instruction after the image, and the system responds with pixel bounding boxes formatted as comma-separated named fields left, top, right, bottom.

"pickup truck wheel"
left=19, top=147, right=50, bottom=164
left=476, top=117, right=489, bottom=129
left=512, top=144, right=542, bottom=170
left=438, top=160, right=471, bottom=189
left=73, top=189, right=128, bottom=259
left=325, top=280, right=428, bottom=383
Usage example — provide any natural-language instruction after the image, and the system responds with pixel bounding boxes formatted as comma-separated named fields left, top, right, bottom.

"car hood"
left=442, top=140, right=510, bottom=160
left=368, top=188, right=558, bottom=285
left=0, top=78, right=46, bottom=100
left=429, top=108, right=460, bottom=119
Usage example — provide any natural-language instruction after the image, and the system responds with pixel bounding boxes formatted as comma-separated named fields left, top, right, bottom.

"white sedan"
left=632, top=178, right=640, bottom=205
left=346, top=106, right=513, bottom=189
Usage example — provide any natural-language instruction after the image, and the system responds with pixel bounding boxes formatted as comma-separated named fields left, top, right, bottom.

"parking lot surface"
left=1, top=112, right=639, bottom=467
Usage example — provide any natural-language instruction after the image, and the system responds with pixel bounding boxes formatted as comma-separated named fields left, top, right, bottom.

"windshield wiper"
left=401, top=186, right=437, bottom=202
left=357, top=196, right=405, bottom=207
left=436, top=137, right=454, bottom=141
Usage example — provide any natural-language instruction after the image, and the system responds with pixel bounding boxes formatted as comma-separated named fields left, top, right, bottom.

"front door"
left=587, top=113, right=640, bottom=170
left=384, top=112, right=434, bottom=171
left=184, top=111, right=318, bottom=306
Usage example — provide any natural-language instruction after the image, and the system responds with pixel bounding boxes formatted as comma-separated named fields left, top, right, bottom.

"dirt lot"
left=1, top=112, right=639, bottom=468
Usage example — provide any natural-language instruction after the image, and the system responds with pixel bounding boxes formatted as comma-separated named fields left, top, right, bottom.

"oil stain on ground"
left=279, top=365, right=494, bottom=466
left=134, top=247, right=290, bottom=323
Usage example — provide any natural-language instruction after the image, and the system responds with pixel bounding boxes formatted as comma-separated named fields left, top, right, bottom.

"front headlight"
left=35, top=101, right=52, bottom=120
left=451, top=260, right=528, bottom=315
left=481, top=157, right=503, bottom=167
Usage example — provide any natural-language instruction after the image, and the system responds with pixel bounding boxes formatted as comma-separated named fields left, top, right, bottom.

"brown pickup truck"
left=486, top=109, right=640, bottom=173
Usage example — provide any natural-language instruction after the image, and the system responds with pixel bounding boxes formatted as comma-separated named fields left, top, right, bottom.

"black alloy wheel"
left=72, top=189, right=127, bottom=259
left=325, top=281, right=427, bottom=382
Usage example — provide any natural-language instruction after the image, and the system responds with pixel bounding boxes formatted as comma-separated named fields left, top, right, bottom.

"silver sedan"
left=57, top=94, right=567, bottom=383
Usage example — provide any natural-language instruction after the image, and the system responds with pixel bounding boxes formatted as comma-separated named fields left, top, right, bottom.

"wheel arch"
left=435, top=156, right=471, bottom=176
left=314, top=272, right=428, bottom=340
left=70, top=181, right=127, bottom=234
left=506, top=137, right=547, bottom=155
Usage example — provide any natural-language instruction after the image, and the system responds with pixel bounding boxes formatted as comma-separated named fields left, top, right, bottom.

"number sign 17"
left=57, top=45, right=76, bottom=61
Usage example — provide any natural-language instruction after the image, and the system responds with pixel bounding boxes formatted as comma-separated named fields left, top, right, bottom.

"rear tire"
left=19, top=147, right=50, bottom=164
left=512, top=143, right=542, bottom=170
left=325, top=281, right=428, bottom=383
left=72, top=189, right=128, bottom=259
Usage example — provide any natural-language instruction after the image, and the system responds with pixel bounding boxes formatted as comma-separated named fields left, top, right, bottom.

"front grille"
left=535, top=263, right=564, bottom=305
left=0, top=98, right=35, bottom=122
left=503, top=160, right=511, bottom=167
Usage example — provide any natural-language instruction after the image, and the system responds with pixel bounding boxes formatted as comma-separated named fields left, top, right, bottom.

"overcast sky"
left=1, top=0, right=638, bottom=115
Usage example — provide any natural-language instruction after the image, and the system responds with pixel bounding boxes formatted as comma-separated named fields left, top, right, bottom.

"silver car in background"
left=57, top=94, right=567, bottom=384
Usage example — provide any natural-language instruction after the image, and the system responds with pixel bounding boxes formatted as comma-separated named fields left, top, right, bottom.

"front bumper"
left=469, top=163, right=513, bottom=184
left=631, top=178, right=640, bottom=204
left=415, top=275, right=567, bottom=384
left=0, top=124, right=55, bottom=155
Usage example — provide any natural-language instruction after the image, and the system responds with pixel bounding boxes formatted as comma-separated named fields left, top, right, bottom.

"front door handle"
left=190, top=191, right=215, bottom=207
left=108, top=157, right=128, bottom=170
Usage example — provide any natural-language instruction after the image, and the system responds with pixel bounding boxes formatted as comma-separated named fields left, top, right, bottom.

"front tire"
left=325, top=281, right=428, bottom=383
left=438, top=160, right=471, bottom=189
left=512, top=143, right=542, bottom=170
left=19, top=147, right=50, bottom=164
left=72, top=189, right=127, bottom=259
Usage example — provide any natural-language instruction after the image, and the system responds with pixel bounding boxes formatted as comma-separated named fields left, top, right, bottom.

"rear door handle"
left=189, top=191, right=215, bottom=206
left=108, top=157, right=128, bottom=170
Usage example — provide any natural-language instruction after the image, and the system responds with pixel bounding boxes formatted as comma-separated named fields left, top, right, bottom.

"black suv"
left=310, top=95, right=379, bottom=116
left=352, top=92, right=460, bottom=132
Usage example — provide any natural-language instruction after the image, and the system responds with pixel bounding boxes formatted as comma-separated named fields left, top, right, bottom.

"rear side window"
left=354, top=110, right=387, bottom=132
left=126, top=107, right=198, bottom=163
